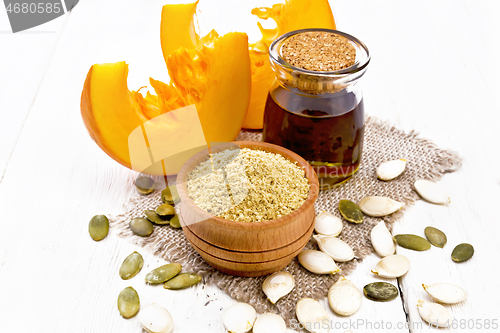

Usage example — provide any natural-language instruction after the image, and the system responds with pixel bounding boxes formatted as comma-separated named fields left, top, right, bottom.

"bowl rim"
left=177, top=141, right=319, bottom=230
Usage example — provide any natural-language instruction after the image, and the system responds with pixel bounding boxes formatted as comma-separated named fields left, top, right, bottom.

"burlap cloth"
left=110, top=116, right=461, bottom=326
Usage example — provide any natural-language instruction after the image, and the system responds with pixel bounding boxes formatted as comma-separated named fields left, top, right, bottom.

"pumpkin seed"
left=119, top=251, right=144, bottom=280
left=163, top=273, right=201, bottom=290
left=169, top=215, right=181, bottom=228
left=222, top=302, right=256, bottom=333
left=358, top=196, right=404, bottom=217
left=161, top=187, right=179, bottom=205
left=298, top=250, right=340, bottom=275
left=135, top=176, right=155, bottom=195
left=338, top=200, right=364, bottom=224
left=414, top=179, right=450, bottom=204
left=451, top=243, right=474, bottom=262
left=88, top=215, right=109, bottom=241
left=145, top=263, right=182, bottom=284
left=314, top=211, right=343, bottom=236
left=372, top=254, right=410, bottom=278
left=144, top=210, right=170, bottom=225
left=328, top=277, right=362, bottom=316
left=156, top=204, right=175, bottom=219
left=376, top=159, right=406, bottom=181
left=422, top=283, right=467, bottom=304
left=394, top=234, right=431, bottom=251
left=139, top=303, right=174, bottom=333
left=262, top=271, right=294, bottom=304
left=314, top=235, right=354, bottom=262
left=370, top=221, right=395, bottom=257
left=424, top=226, right=447, bottom=248
left=417, top=300, right=453, bottom=328
left=117, top=286, right=140, bottom=319
left=252, top=313, right=286, bottom=333
left=129, top=217, right=154, bottom=237
left=363, top=282, right=398, bottom=301
left=296, top=298, right=330, bottom=333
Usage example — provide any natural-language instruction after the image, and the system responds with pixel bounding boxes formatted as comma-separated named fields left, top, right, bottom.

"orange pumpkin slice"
left=81, top=29, right=251, bottom=175
left=243, top=0, right=337, bottom=129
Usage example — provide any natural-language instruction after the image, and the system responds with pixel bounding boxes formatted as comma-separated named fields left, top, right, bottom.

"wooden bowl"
left=177, top=141, right=319, bottom=277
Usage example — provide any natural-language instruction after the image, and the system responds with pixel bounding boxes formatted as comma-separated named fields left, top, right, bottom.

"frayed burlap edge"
left=109, top=116, right=461, bottom=329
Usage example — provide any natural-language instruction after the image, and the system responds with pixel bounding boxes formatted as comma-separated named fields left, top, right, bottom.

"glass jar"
left=262, top=28, right=370, bottom=190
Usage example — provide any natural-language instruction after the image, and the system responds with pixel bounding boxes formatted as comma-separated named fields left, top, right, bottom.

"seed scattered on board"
left=262, top=271, right=294, bottom=304
left=252, top=313, right=286, bottom=333
left=129, top=217, right=154, bottom=237
left=222, top=302, right=256, bottom=333
left=314, top=211, right=343, bottom=236
left=422, top=283, right=467, bottom=304
left=119, top=251, right=144, bottom=280
left=393, top=234, right=431, bottom=251
left=145, top=263, right=182, bottom=284
left=417, top=299, right=453, bottom=328
left=314, top=234, right=354, bottom=262
left=328, top=277, right=362, bottom=316
left=451, top=243, right=474, bottom=262
left=376, top=159, right=406, bottom=181
left=139, top=303, right=174, bottom=333
left=298, top=250, right=340, bottom=275
left=135, top=176, right=155, bottom=195
left=358, top=196, right=404, bottom=217
left=338, top=199, right=364, bottom=224
left=296, top=298, right=330, bottom=333
left=414, top=179, right=450, bottom=204
left=372, top=254, right=410, bottom=278
left=370, top=221, right=395, bottom=257
left=88, top=215, right=109, bottom=241
left=363, top=282, right=399, bottom=301
left=424, top=226, right=447, bottom=248
left=163, top=273, right=202, bottom=290
left=117, top=286, right=140, bottom=319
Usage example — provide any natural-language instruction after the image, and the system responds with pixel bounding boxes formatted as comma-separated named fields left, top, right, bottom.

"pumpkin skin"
left=80, top=30, right=251, bottom=175
left=243, top=0, right=337, bottom=129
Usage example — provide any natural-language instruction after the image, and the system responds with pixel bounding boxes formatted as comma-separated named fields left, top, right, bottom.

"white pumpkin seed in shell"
left=370, top=221, right=395, bottom=257
left=377, top=159, right=406, bottom=181
left=262, top=271, right=294, bottom=304
left=422, top=283, right=467, bottom=304
left=222, top=302, right=256, bottom=333
left=252, top=313, right=286, bottom=333
left=372, top=254, right=410, bottom=278
left=296, top=298, right=330, bottom=333
left=139, top=303, right=174, bottom=333
left=314, top=211, right=343, bottom=236
left=328, top=277, right=362, bottom=316
left=417, top=300, right=453, bottom=328
left=358, top=196, right=404, bottom=217
left=414, top=179, right=450, bottom=204
left=298, top=250, right=340, bottom=275
left=314, top=235, right=354, bottom=262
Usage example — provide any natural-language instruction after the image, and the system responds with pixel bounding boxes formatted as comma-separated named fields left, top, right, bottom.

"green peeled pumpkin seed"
left=363, top=282, right=399, bottom=301
left=424, top=226, right=447, bottom=248
left=144, top=210, right=169, bottom=225
left=156, top=204, right=175, bottom=219
left=169, top=215, right=181, bottom=228
left=161, top=187, right=179, bottom=205
left=145, top=263, right=182, bottom=284
left=135, top=176, right=155, bottom=195
left=338, top=200, right=364, bottom=224
left=129, top=217, right=154, bottom=237
left=88, top=215, right=109, bottom=241
left=119, top=251, right=144, bottom=280
left=394, top=234, right=431, bottom=251
left=117, top=286, right=140, bottom=318
left=451, top=243, right=474, bottom=262
left=164, top=273, right=201, bottom=290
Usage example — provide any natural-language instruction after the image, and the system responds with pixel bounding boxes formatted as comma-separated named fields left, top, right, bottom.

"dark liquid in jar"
left=262, top=86, right=364, bottom=189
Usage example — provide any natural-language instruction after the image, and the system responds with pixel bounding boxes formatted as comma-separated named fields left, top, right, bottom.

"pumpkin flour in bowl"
left=186, top=148, right=310, bottom=222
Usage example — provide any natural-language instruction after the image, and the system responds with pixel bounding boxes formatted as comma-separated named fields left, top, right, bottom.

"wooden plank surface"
left=0, top=0, right=499, bottom=332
